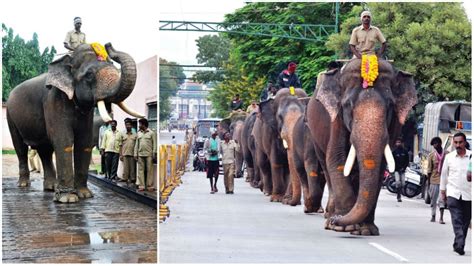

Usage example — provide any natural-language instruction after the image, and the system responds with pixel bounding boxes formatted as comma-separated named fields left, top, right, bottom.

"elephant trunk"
left=333, top=93, right=387, bottom=226
left=103, top=43, right=137, bottom=103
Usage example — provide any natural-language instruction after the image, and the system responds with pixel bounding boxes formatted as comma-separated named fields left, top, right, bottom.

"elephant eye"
left=85, top=71, right=95, bottom=82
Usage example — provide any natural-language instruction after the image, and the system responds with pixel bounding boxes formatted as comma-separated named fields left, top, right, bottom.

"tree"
left=159, top=58, right=185, bottom=121
left=193, top=34, right=230, bottom=83
left=2, top=24, right=56, bottom=102
left=326, top=3, right=471, bottom=110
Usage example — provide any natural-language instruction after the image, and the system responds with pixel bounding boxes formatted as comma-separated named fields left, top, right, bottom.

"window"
left=147, top=102, right=157, bottom=131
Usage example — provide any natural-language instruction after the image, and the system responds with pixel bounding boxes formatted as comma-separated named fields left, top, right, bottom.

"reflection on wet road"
left=2, top=176, right=157, bottom=263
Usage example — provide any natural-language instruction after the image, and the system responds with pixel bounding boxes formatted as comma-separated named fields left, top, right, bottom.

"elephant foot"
left=77, top=187, right=94, bottom=199
left=18, top=177, right=30, bottom=188
left=282, top=194, right=292, bottom=205
left=328, top=215, right=361, bottom=233
left=250, top=181, right=260, bottom=189
left=304, top=205, right=323, bottom=214
left=350, top=222, right=380, bottom=236
left=270, top=194, right=284, bottom=202
left=43, top=180, right=56, bottom=191
left=54, top=192, right=79, bottom=203
left=286, top=197, right=301, bottom=206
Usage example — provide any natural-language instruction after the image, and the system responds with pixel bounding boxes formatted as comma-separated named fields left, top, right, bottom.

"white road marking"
left=369, top=242, right=409, bottom=263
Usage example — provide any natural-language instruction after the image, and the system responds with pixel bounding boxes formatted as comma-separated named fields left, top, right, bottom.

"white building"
left=170, top=82, right=213, bottom=120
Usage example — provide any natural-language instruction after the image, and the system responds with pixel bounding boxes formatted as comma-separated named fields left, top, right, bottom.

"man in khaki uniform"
left=100, top=120, right=122, bottom=181
left=120, top=118, right=137, bottom=185
left=220, top=132, right=240, bottom=194
left=64, top=17, right=86, bottom=51
left=134, top=118, right=157, bottom=191
left=349, top=10, right=387, bottom=59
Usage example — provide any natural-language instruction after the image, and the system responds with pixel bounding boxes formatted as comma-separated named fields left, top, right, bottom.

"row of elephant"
left=219, top=59, right=417, bottom=235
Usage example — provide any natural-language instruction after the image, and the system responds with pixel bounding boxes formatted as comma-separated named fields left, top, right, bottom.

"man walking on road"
left=440, top=132, right=472, bottom=255
left=427, top=137, right=446, bottom=224
left=120, top=118, right=137, bottom=186
left=220, top=132, right=239, bottom=194
left=204, top=128, right=220, bottom=194
left=134, top=118, right=157, bottom=192
left=100, top=120, right=122, bottom=181
left=393, top=137, right=409, bottom=202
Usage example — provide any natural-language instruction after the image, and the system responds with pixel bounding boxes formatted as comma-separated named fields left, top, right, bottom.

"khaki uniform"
left=220, top=140, right=240, bottom=193
left=28, top=149, right=42, bottom=173
left=64, top=30, right=86, bottom=50
left=349, top=25, right=386, bottom=55
left=121, top=131, right=137, bottom=182
left=101, top=129, right=122, bottom=179
left=134, top=129, right=157, bottom=189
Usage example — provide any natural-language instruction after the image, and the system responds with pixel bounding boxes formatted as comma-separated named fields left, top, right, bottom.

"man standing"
left=349, top=10, right=387, bottom=59
left=440, top=132, right=471, bottom=255
left=120, top=118, right=137, bottom=186
left=277, top=62, right=302, bottom=89
left=220, top=132, right=239, bottom=194
left=134, top=118, right=157, bottom=192
left=204, top=128, right=220, bottom=193
left=100, top=120, right=122, bottom=181
left=98, top=121, right=110, bottom=176
left=392, top=137, right=409, bottom=202
left=64, top=17, right=86, bottom=51
left=427, top=137, right=446, bottom=223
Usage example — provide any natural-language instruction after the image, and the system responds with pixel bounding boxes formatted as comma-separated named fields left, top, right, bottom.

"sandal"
left=440, top=221, right=445, bottom=224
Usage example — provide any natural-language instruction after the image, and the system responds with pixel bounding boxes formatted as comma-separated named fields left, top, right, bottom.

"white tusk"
left=282, top=139, right=288, bottom=149
left=117, top=101, right=145, bottom=118
left=343, top=145, right=357, bottom=177
left=97, top=100, right=112, bottom=122
left=384, top=144, right=396, bottom=173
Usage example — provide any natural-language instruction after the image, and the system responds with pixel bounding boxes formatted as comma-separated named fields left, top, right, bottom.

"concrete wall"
left=2, top=104, right=13, bottom=149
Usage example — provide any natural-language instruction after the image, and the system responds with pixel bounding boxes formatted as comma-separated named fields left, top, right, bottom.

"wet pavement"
left=2, top=173, right=157, bottom=263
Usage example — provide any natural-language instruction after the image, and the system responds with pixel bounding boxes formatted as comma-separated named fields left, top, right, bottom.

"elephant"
left=251, top=112, right=275, bottom=197
left=6, top=43, right=143, bottom=203
left=306, top=58, right=417, bottom=235
left=241, top=112, right=261, bottom=188
left=219, top=110, right=248, bottom=178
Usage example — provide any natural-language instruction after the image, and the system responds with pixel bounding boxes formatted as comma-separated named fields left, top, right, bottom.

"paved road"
left=160, top=170, right=471, bottom=263
left=160, top=130, right=187, bottom=145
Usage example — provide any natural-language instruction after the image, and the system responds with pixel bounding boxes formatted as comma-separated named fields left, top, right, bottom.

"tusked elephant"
left=306, top=58, right=417, bottom=235
left=6, top=43, right=143, bottom=203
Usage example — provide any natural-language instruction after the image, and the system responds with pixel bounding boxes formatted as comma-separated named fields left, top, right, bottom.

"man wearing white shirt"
left=440, top=132, right=471, bottom=256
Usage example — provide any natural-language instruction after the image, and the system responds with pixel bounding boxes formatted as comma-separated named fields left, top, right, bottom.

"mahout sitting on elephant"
left=7, top=43, right=143, bottom=203
left=306, top=58, right=417, bottom=235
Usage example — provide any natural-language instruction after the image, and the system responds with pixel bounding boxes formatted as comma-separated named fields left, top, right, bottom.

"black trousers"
left=447, top=196, right=472, bottom=250
left=101, top=153, right=106, bottom=176
left=105, top=152, right=119, bottom=179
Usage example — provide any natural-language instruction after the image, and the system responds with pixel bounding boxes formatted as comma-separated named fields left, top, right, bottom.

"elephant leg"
left=37, top=146, right=57, bottom=191
left=51, top=132, right=79, bottom=203
left=284, top=152, right=301, bottom=206
left=245, top=166, right=253, bottom=183
left=256, top=149, right=272, bottom=196
left=269, top=159, right=287, bottom=202
left=351, top=184, right=382, bottom=236
left=282, top=179, right=293, bottom=204
left=74, top=113, right=94, bottom=199
left=7, top=117, right=30, bottom=187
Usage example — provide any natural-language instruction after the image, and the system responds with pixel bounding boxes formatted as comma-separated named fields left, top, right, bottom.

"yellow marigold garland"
left=361, top=54, right=378, bottom=88
left=90, top=42, right=108, bottom=61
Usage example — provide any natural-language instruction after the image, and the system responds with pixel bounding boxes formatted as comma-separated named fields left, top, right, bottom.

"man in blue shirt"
left=204, top=128, right=221, bottom=193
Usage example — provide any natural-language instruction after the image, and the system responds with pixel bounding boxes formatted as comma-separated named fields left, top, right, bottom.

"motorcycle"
left=193, top=149, right=207, bottom=172
left=383, top=163, right=423, bottom=198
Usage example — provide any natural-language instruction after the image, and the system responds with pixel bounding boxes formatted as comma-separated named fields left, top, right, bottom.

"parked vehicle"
left=192, top=118, right=221, bottom=154
left=384, top=163, right=423, bottom=198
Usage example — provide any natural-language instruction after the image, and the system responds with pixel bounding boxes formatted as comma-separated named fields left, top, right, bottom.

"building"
left=170, top=82, right=213, bottom=121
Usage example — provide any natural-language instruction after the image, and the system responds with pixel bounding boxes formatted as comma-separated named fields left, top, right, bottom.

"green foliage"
left=2, top=23, right=56, bottom=102
left=193, top=34, right=230, bottom=83
left=327, top=2, right=471, bottom=112
left=159, top=58, right=185, bottom=121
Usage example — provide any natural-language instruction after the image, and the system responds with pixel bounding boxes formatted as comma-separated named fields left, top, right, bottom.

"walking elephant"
left=6, top=43, right=143, bottom=203
left=306, top=59, right=417, bottom=235
left=220, top=110, right=248, bottom=178
left=241, top=112, right=261, bottom=188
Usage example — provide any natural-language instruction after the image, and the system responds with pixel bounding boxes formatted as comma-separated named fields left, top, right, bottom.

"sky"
left=1, top=0, right=160, bottom=63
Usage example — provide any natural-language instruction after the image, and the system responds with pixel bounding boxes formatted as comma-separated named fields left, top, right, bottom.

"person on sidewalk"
left=134, top=118, right=157, bottom=192
left=220, top=132, right=240, bottom=194
left=393, top=137, right=409, bottom=202
left=440, top=132, right=472, bottom=256
left=100, top=120, right=122, bottom=181
left=427, top=137, right=446, bottom=224
left=204, top=128, right=220, bottom=193
left=120, top=118, right=137, bottom=186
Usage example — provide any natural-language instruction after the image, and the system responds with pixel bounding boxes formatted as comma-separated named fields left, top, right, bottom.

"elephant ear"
left=393, top=70, right=417, bottom=125
left=220, top=118, right=231, bottom=132
left=315, top=69, right=341, bottom=122
left=45, top=55, right=74, bottom=100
